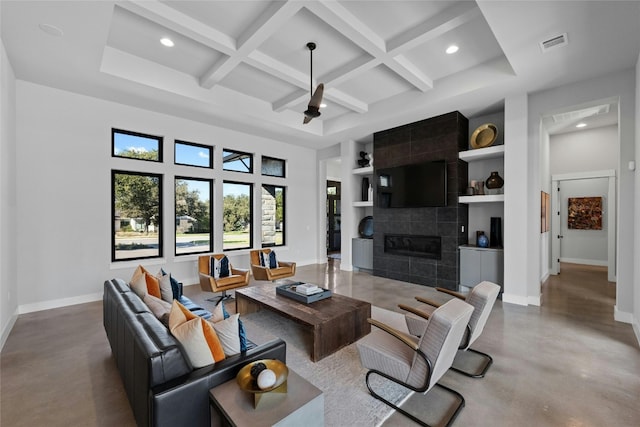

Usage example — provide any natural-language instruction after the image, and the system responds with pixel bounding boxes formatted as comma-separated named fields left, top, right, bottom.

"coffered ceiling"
left=2, top=1, right=639, bottom=148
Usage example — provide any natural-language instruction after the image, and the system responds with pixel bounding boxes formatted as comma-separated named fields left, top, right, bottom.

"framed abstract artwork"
left=568, top=197, right=602, bottom=230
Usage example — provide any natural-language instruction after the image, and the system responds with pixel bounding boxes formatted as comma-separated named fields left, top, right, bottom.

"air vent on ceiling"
left=540, top=33, right=568, bottom=52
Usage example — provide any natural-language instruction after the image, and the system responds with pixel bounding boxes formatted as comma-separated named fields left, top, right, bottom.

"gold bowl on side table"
left=236, top=359, right=289, bottom=408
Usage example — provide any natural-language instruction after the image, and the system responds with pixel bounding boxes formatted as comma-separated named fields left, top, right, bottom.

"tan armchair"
left=198, top=254, right=249, bottom=305
left=249, top=249, right=296, bottom=281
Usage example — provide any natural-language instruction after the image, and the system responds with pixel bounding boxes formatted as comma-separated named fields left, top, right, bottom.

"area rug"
left=241, top=306, right=411, bottom=427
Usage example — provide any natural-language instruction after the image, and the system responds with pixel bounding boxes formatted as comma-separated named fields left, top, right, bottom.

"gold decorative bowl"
left=470, top=123, right=498, bottom=149
left=236, top=359, right=288, bottom=394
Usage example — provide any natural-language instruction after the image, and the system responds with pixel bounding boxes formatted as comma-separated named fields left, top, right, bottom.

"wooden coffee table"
left=235, top=285, right=371, bottom=362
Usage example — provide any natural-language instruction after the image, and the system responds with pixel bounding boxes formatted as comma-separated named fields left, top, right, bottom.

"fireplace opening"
left=384, top=234, right=441, bottom=259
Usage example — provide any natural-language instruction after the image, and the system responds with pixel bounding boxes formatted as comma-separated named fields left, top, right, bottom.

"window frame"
left=111, top=169, right=163, bottom=262
left=112, top=128, right=163, bottom=163
left=261, top=155, right=286, bottom=178
left=261, top=184, right=286, bottom=248
left=222, top=149, right=253, bottom=174
left=175, top=176, right=213, bottom=256
left=222, top=180, right=254, bottom=251
left=174, top=140, right=213, bottom=169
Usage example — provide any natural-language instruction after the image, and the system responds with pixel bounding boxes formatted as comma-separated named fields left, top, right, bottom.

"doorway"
left=551, top=171, right=616, bottom=282
left=326, top=180, right=341, bottom=254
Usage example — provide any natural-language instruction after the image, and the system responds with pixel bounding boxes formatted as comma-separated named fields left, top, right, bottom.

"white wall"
left=530, top=68, right=636, bottom=318
left=15, top=81, right=319, bottom=310
left=1, top=38, right=18, bottom=349
left=550, top=125, right=619, bottom=173
left=558, top=178, right=609, bottom=265
left=634, top=52, right=640, bottom=343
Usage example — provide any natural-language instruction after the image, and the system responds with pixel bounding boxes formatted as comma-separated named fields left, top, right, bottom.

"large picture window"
left=261, top=185, right=285, bottom=247
left=112, top=170, right=162, bottom=261
left=223, top=149, right=252, bottom=173
left=112, top=129, right=162, bottom=162
left=175, top=177, right=212, bottom=255
left=223, top=181, right=252, bottom=250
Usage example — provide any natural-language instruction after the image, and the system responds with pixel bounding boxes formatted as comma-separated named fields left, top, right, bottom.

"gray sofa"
left=103, top=278, right=286, bottom=427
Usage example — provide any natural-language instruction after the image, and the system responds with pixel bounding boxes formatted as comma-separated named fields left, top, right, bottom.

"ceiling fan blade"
left=309, top=83, right=324, bottom=108
left=303, top=115, right=313, bottom=124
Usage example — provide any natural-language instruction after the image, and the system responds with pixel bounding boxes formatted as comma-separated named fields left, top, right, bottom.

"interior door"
left=326, top=181, right=341, bottom=252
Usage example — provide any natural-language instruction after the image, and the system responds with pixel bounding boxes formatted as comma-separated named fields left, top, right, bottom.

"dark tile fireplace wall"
left=372, top=111, right=469, bottom=290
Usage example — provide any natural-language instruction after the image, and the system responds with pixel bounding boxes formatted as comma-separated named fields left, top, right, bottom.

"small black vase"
left=485, top=171, right=504, bottom=189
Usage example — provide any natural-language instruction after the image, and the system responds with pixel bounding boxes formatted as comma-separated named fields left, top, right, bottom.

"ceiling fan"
left=303, top=42, right=324, bottom=124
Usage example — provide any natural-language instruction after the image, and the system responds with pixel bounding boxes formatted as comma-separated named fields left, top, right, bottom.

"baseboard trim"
left=632, top=318, right=640, bottom=347
left=0, top=309, right=18, bottom=352
left=613, top=305, right=634, bottom=324
left=501, top=293, right=528, bottom=306
left=528, top=295, right=541, bottom=306
left=560, top=257, right=608, bottom=267
left=18, top=292, right=103, bottom=315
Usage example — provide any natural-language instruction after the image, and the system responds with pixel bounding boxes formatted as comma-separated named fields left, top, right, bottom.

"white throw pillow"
left=130, top=272, right=148, bottom=299
left=157, top=272, right=173, bottom=302
left=211, top=314, right=241, bottom=356
left=143, top=293, right=172, bottom=320
left=171, top=318, right=216, bottom=368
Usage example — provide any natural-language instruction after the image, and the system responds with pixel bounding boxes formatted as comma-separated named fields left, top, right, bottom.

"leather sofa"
left=103, top=278, right=286, bottom=427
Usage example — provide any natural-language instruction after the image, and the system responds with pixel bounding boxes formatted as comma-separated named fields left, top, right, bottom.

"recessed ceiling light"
left=38, top=23, right=64, bottom=37
left=160, top=37, right=174, bottom=47
left=320, top=103, right=327, bottom=109
left=446, top=45, right=459, bottom=54
left=576, top=123, right=587, bottom=128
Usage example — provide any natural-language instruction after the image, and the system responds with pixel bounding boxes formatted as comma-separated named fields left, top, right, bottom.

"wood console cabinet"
left=459, top=245, right=503, bottom=290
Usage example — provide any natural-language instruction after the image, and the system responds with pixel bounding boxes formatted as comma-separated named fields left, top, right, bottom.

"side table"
left=209, top=368, right=324, bottom=427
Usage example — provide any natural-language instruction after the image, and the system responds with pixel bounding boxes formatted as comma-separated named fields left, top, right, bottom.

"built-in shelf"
left=459, top=145, right=504, bottom=161
left=459, top=194, right=505, bottom=204
left=353, top=200, right=373, bottom=207
left=352, top=166, right=373, bottom=175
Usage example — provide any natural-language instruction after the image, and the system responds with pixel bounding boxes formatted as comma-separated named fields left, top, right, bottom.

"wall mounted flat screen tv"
left=377, top=160, right=447, bottom=208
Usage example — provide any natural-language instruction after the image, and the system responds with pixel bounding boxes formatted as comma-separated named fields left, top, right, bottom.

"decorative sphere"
left=257, top=369, right=277, bottom=390
left=478, top=234, right=489, bottom=248
left=250, top=362, right=267, bottom=379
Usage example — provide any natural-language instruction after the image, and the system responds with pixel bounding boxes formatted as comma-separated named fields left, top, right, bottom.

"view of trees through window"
left=175, top=178, right=212, bottom=255
left=112, top=170, right=162, bottom=261
left=261, top=185, right=285, bottom=246
left=223, top=181, right=252, bottom=250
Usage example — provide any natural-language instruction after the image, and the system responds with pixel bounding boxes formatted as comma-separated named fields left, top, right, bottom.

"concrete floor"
left=1, top=262, right=639, bottom=426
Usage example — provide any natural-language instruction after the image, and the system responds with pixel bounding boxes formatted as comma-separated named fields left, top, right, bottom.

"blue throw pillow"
left=211, top=256, right=230, bottom=278
left=220, top=301, right=248, bottom=352
left=160, top=268, right=182, bottom=299
left=219, top=256, right=230, bottom=277
left=268, top=251, right=278, bottom=269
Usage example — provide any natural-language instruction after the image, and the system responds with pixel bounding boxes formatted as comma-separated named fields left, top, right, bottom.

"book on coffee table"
left=275, top=283, right=332, bottom=304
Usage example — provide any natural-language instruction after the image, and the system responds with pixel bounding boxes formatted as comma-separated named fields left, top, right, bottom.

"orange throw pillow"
left=145, top=273, right=162, bottom=299
left=169, top=300, right=225, bottom=366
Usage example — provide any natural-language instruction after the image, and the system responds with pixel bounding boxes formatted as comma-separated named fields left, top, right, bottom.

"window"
left=261, top=156, right=286, bottom=177
left=222, top=149, right=252, bottom=173
left=112, top=170, right=162, bottom=261
left=175, top=140, right=212, bottom=168
left=223, top=181, right=252, bottom=250
left=261, top=185, right=285, bottom=247
left=175, top=177, right=212, bottom=255
left=112, top=129, right=162, bottom=162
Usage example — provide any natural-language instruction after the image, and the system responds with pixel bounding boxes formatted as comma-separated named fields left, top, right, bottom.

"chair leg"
left=365, top=370, right=465, bottom=427
left=205, top=290, right=234, bottom=306
left=450, top=348, right=493, bottom=378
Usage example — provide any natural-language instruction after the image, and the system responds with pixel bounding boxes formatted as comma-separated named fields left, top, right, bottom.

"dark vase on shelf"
left=361, top=177, right=369, bottom=201
left=485, top=171, right=504, bottom=189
